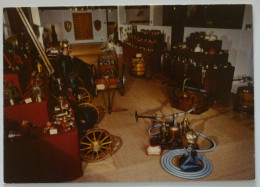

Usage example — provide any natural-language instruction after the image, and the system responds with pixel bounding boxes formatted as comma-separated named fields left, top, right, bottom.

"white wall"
left=118, top=6, right=126, bottom=25
left=31, top=7, right=41, bottom=26
left=39, top=10, right=63, bottom=42
left=107, top=9, right=117, bottom=22
left=150, top=6, right=163, bottom=26
left=236, top=4, right=253, bottom=78
left=235, top=30, right=253, bottom=77
left=231, top=5, right=253, bottom=92
left=126, top=8, right=150, bottom=24
left=39, top=9, right=108, bottom=44
left=30, top=8, right=44, bottom=48
left=118, top=6, right=170, bottom=49
left=90, top=9, right=107, bottom=43
left=3, top=9, right=11, bottom=40
left=242, top=4, right=253, bottom=27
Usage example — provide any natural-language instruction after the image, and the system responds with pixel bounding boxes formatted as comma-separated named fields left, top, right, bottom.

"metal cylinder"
left=132, top=58, right=145, bottom=76
left=169, top=126, right=179, bottom=140
left=36, top=96, right=42, bottom=102
left=9, top=99, right=14, bottom=106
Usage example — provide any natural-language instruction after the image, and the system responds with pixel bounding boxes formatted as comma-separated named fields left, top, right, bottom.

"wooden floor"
left=70, top=43, right=255, bottom=182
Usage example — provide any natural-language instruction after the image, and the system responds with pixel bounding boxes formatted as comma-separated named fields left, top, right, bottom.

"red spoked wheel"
left=80, top=129, right=114, bottom=162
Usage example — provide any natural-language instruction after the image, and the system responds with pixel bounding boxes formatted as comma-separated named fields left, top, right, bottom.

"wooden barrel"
left=132, top=58, right=145, bottom=76
left=235, top=86, right=254, bottom=114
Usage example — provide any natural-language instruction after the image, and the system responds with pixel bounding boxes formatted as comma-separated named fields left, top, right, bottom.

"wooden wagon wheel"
left=80, top=129, right=115, bottom=162
left=77, top=87, right=92, bottom=103
left=78, top=102, right=100, bottom=121
left=77, top=77, right=85, bottom=88
left=118, top=78, right=125, bottom=96
left=119, top=83, right=125, bottom=96
left=118, top=63, right=126, bottom=96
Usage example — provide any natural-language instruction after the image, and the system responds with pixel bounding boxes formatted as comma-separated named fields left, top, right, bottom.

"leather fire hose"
left=161, top=149, right=213, bottom=179
left=160, top=132, right=216, bottom=179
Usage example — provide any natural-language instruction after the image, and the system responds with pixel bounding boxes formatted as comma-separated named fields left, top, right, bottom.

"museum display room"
left=2, top=5, right=254, bottom=183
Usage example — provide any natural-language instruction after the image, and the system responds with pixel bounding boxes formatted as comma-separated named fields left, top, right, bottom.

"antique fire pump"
left=135, top=107, right=200, bottom=150
left=135, top=107, right=216, bottom=179
left=94, top=53, right=127, bottom=114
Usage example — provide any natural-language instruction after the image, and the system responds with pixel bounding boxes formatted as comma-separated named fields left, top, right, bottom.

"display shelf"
left=161, top=32, right=235, bottom=112
left=186, top=37, right=222, bottom=52
left=123, top=30, right=166, bottom=72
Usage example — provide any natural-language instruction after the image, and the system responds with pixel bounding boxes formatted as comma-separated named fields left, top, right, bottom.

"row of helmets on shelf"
left=163, top=51, right=231, bottom=69
left=127, top=33, right=163, bottom=43
left=189, top=31, right=218, bottom=42
left=173, top=43, right=226, bottom=55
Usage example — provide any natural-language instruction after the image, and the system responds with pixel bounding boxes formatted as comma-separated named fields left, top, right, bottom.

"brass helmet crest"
left=60, top=39, right=71, bottom=51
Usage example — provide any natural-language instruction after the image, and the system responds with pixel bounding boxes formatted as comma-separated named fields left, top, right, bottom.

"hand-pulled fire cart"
left=135, top=107, right=199, bottom=151
left=94, top=53, right=127, bottom=114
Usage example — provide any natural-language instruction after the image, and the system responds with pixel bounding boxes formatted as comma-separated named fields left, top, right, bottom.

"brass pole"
left=16, top=7, right=54, bottom=75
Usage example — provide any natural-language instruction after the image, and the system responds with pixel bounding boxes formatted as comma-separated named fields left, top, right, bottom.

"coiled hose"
left=161, top=132, right=216, bottom=179
left=148, top=124, right=216, bottom=179
left=195, top=131, right=216, bottom=153
left=161, top=149, right=213, bottom=179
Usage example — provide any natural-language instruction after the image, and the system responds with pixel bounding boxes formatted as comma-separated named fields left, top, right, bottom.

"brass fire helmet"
left=60, top=39, right=72, bottom=53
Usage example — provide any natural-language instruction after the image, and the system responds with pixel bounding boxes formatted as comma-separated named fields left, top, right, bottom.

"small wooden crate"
left=172, top=89, right=208, bottom=114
